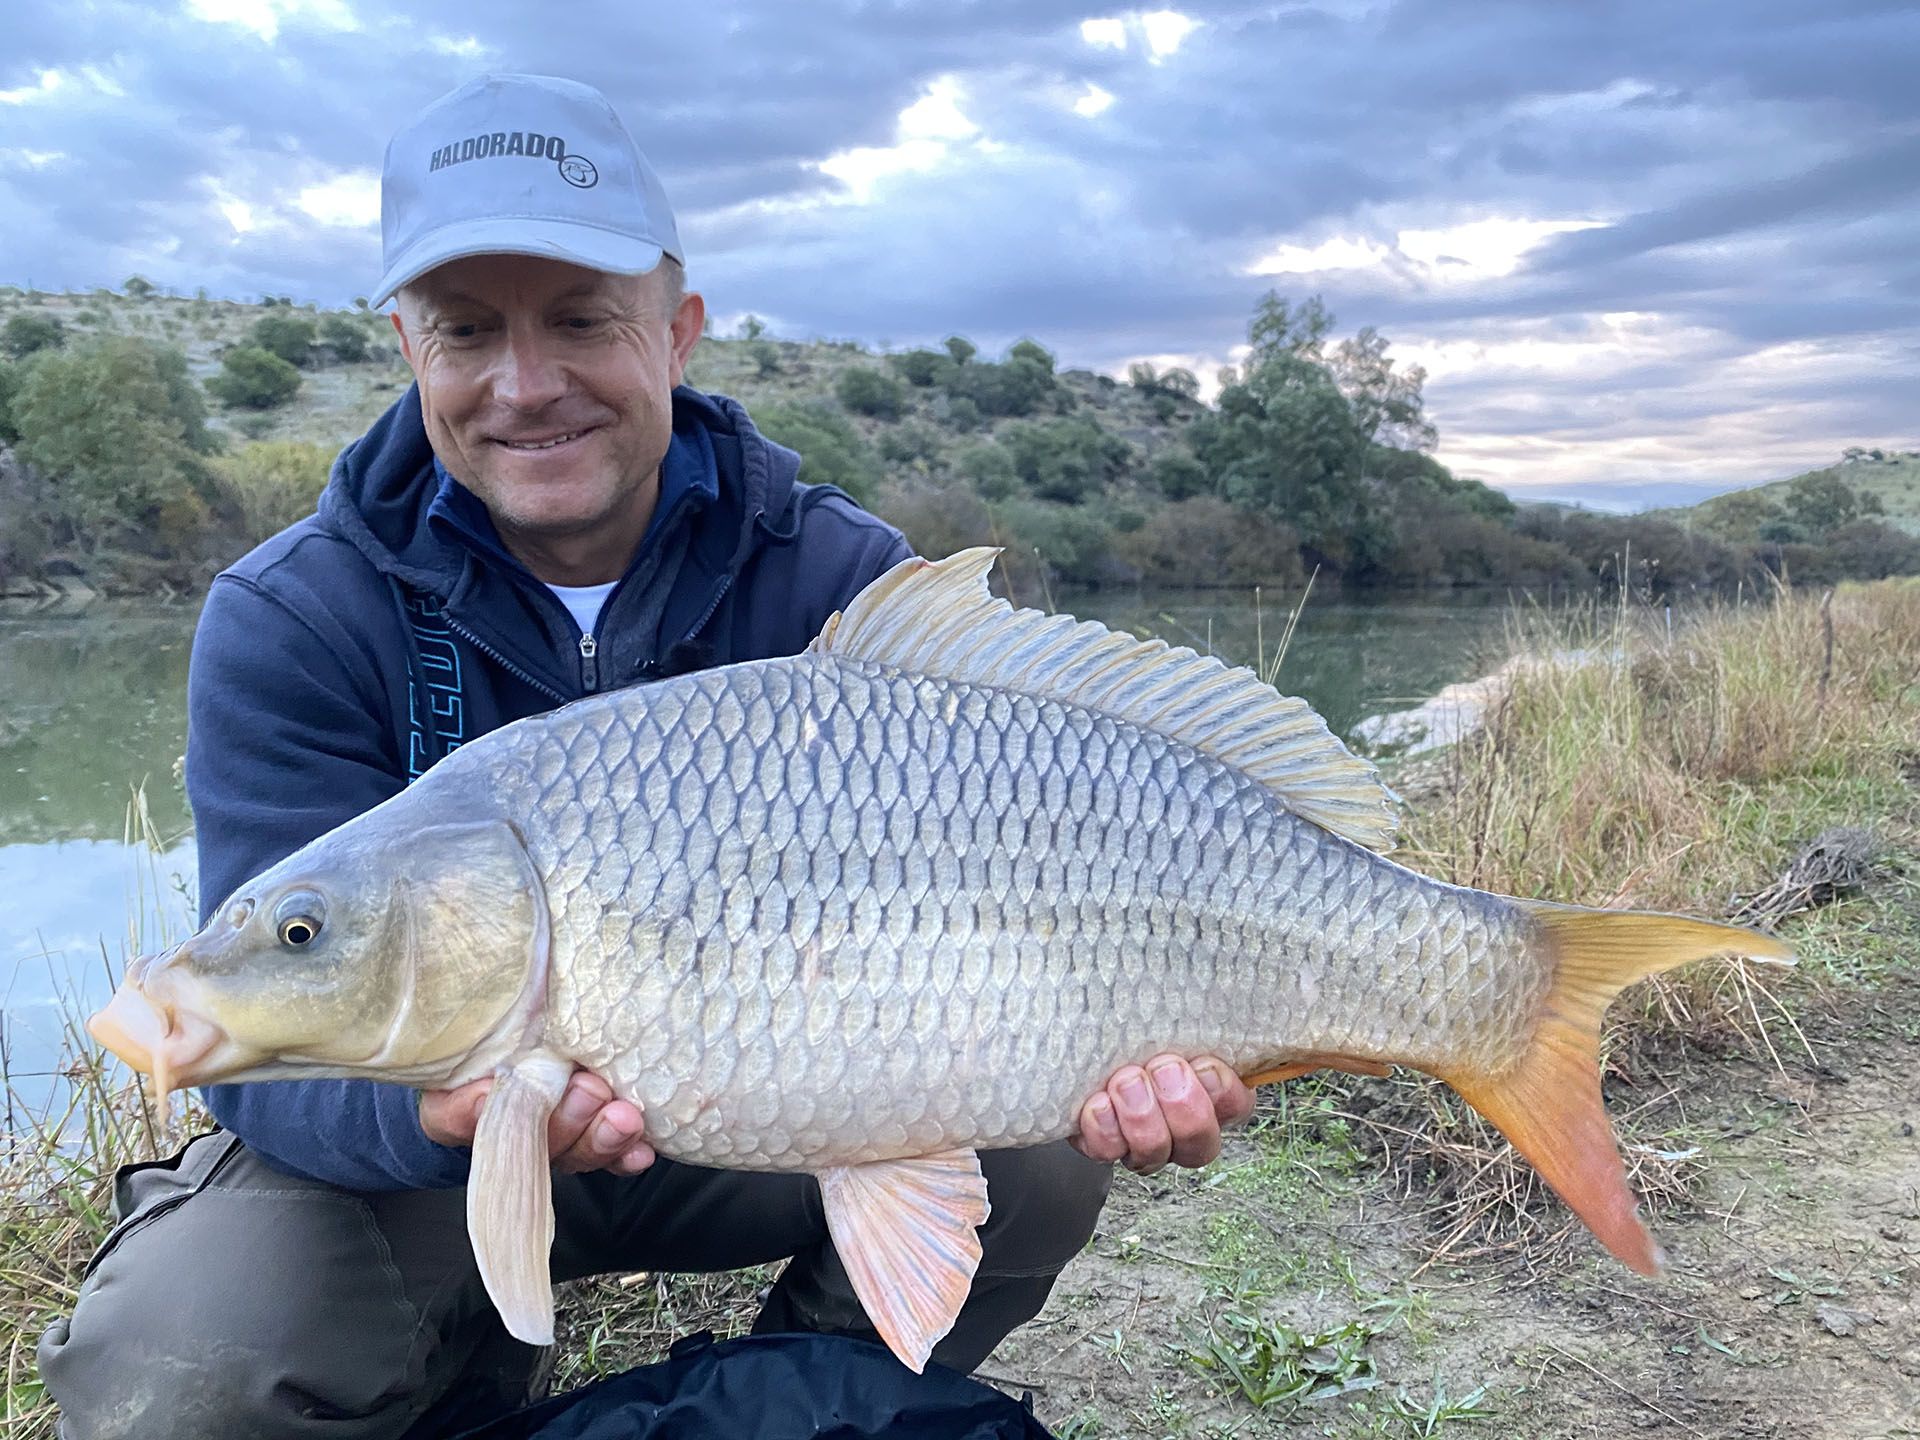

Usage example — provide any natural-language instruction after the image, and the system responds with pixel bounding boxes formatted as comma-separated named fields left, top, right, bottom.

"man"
left=41, top=74, right=1254, bottom=1438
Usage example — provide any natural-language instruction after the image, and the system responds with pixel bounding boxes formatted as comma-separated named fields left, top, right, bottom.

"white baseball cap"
left=373, top=73, right=683, bottom=307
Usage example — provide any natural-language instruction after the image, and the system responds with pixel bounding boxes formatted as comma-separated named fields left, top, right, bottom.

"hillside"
left=0, top=285, right=1185, bottom=468
left=4, top=283, right=1916, bottom=598
left=1671, top=450, right=1920, bottom=537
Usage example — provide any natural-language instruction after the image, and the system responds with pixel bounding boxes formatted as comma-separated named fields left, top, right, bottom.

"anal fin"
left=1242, top=1053, right=1392, bottom=1086
left=468, top=1050, right=572, bottom=1345
left=817, top=1150, right=991, bottom=1372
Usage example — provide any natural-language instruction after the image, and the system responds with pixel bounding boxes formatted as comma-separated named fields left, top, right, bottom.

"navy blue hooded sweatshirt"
left=186, top=383, right=910, bottom=1191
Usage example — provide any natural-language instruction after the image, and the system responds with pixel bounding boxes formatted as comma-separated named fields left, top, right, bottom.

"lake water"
left=0, top=588, right=1519, bottom=1108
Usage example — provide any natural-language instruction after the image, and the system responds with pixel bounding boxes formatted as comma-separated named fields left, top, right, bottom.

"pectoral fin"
left=817, top=1150, right=991, bottom=1372
left=468, top=1051, right=572, bottom=1345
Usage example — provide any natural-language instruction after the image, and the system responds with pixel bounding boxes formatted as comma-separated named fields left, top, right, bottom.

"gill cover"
left=92, top=816, right=550, bottom=1091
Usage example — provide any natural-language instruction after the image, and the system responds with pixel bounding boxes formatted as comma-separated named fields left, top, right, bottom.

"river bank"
left=5, top=581, right=1917, bottom=1437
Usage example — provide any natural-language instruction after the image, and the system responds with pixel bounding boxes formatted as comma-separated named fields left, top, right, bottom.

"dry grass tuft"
left=1371, top=577, right=1920, bottom=1265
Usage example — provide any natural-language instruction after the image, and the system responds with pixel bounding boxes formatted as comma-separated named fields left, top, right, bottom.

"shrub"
left=4, top=312, right=65, bottom=359
left=1006, top=339, right=1055, bottom=374
left=989, top=497, right=1118, bottom=588
left=943, top=335, right=977, bottom=366
left=1000, top=416, right=1135, bottom=504
left=957, top=442, right=1018, bottom=500
left=123, top=275, right=156, bottom=299
left=318, top=313, right=370, bottom=363
left=890, top=349, right=953, bottom=387
left=877, top=483, right=994, bottom=561
left=940, top=396, right=981, bottom=432
left=751, top=400, right=881, bottom=504
left=1146, top=449, right=1210, bottom=500
left=0, top=360, right=20, bottom=446
left=946, top=357, right=1056, bottom=419
left=877, top=421, right=944, bottom=468
left=1112, top=497, right=1306, bottom=588
left=745, top=339, right=781, bottom=377
left=12, top=336, right=217, bottom=547
left=249, top=313, right=318, bottom=368
left=209, top=347, right=302, bottom=409
left=834, top=366, right=906, bottom=420
left=211, top=440, right=333, bottom=544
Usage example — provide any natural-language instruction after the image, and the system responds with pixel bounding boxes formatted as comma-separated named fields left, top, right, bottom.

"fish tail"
left=1444, top=904, right=1793, bottom=1274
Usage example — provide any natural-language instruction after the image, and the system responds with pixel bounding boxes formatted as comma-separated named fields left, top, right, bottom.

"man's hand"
left=420, top=1067, right=656, bottom=1175
left=1071, top=1054, right=1257, bottom=1174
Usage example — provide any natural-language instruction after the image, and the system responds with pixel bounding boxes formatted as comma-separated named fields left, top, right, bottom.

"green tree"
left=1247, top=292, right=1334, bottom=364
left=751, top=400, right=881, bottom=503
left=745, top=339, right=781, bottom=376
left=318, top=313, right=370, bottom=363
left=4, top=312, right=65, bottom=359
left=1006, top=339, right=1054, bottom=374
left=1782, top=469, right=1884, bottom=538
left=943, top=334, right=977, bottom=366
left=1189, top=348, right=1376, bottom=566
left=209, top=347, right=302, bottom=409
left=834, top=366, right=906, bottom=419
left=1332, top=326, right=1436, bottom=451
left=739, top=314, right=767, bottom=340
left=12, top=336, right=216, bottom=546
left=249, top=313, right=318, bottom=368
left=123, top=275, right=157, bottom=299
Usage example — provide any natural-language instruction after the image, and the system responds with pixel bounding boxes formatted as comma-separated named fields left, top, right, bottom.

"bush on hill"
left=752, top=400, right=880, bottom=504
left=249, top=312, right=318, bottom=368
left=3, top=312, right=65, bottom=359
left=317, top=313, right=371, bottom=364
left=209, top=347, right=302, bottom=409
left=1000, top=415, right=1135, bottom=505
left=890, top=349, right=953, bottom=388
left=834, top=366, right=906, bottom=419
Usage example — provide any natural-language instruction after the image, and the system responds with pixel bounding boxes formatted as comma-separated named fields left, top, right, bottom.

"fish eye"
left=274, top=893, right=326, bottom=948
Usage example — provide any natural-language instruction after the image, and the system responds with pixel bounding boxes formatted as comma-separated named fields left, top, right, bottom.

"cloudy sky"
left=4, top=0, right=1915, bottom=508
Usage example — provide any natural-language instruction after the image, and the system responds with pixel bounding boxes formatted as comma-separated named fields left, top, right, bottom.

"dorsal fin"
left=810, top=548, right=1398, bottom=851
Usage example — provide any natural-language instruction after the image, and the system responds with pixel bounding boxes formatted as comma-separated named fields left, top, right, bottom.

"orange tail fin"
left=1445, top=904, right=1792, bottom=1274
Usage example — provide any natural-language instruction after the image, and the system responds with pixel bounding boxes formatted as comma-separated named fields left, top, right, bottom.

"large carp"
left=91, top=548, right=1788, bottom=1370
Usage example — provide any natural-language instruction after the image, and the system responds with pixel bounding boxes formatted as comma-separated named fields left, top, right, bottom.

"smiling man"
left=40, top=74, right=1253, bottom=1439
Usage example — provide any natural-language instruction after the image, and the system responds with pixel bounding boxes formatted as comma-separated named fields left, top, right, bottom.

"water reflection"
left=1, top=836, right=197, bottom=1112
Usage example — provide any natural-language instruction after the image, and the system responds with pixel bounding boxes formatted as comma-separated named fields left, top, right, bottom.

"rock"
left=1815, top=1303, right=1871, bottom=1337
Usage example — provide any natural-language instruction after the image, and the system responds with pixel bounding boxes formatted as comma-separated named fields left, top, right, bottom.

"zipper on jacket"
left=440, top=611, right=571, bottom=704
left=579, top=632, right=600, bottom=692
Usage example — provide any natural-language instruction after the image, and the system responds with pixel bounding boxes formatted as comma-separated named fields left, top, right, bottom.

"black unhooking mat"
left=451, top=1331, right=1056, bottom=1439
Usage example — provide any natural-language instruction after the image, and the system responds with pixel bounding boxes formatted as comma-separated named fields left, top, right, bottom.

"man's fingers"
left=552, top=1098, right=651, bottom=1174
left=1109, top=1064, right=1174, bottom=1174
left=1072, top=1092, right=1128, bottom=1164
left=1193, top=1057, right=1258, bottom=1127
left=545, top=1071, right=614, bottom=1157
left=419, top=1078, right=491, bottom=1148
left=1149, top=1056, right=1224, bottom=1169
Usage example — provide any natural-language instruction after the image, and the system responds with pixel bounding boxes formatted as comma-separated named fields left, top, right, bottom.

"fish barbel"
left=90, top=548, right=1790, bottom=1370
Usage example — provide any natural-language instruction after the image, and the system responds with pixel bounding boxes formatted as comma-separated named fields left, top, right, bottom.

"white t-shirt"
left=545, top=580, right=618, bottom=638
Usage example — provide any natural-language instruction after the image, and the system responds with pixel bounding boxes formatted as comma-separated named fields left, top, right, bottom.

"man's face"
left=392, top=254, right=704, bottom=581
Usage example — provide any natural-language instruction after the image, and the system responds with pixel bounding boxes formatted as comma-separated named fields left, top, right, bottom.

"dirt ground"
left=991, top=966, right=1920, bottom=1439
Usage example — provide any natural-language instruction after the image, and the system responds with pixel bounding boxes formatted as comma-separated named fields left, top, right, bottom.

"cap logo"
left=427, top=130, right=597, bottom=188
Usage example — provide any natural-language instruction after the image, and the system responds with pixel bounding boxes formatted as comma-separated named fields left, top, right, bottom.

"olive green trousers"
left=39, top=1130, right=1110, bottom=1440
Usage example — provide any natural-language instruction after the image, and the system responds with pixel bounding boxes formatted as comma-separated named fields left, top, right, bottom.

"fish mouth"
left=88, top=953, right=235, bottom=1098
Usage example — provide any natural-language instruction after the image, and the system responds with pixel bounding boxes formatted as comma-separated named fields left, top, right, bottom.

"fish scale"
left=490, top=654, right=1525, bottom=1172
